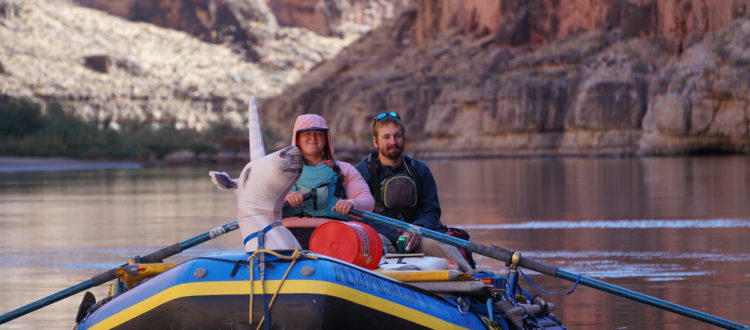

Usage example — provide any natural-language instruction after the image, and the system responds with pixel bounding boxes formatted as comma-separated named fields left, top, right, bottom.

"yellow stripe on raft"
left=88, top=280, right=471, bottom=330
left=375, top=270, right=471, bottom=282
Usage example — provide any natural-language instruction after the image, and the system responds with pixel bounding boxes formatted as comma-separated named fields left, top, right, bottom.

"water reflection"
left=0, top=156, right=749, bottom=329
left=431, top=155, right=750, bottom=329
left=432, top=155, right=750, bottom=222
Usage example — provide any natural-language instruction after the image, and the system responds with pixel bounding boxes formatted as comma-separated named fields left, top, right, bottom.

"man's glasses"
left=372, top=112, right=400, bottom=125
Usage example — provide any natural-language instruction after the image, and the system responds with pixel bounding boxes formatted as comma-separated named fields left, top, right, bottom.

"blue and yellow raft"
left=75, top=250, right=565, bottom=329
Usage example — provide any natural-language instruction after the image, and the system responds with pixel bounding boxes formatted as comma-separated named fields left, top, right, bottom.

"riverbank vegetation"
left=0, top=98, right=252, bottom=161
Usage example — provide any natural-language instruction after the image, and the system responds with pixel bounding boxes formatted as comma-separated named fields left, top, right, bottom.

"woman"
left=282, top=114, right=374, bottom=246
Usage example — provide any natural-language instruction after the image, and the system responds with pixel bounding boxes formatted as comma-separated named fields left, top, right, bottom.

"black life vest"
left=367, top=151, right=419, bottom=222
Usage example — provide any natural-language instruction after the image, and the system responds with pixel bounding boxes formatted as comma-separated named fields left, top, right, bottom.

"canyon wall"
left=263, top=0, right=750, bottom=156
left=2, top=0, right=749, bottom=158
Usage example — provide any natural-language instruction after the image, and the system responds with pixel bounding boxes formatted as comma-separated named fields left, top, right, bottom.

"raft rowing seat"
left=375, top=253, right=490, bottom=296
left=295, top=220, right=488, bottom=296
left=377, top=269, right=488, bottom=295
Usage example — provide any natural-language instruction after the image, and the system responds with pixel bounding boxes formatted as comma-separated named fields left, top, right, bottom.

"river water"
left=1, top=156, right=749, bottom=329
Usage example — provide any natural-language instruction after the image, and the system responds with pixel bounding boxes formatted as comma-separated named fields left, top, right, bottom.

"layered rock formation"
left=0, top=0, right=356, bottom=132
left=268, top=0, right=412, bottom=36
left=2, top=0, right=749, bottom=158
left=264, top=0, right=750, bottom=156
left=76, top=0, right=280, bottom=61
left=76, top=0, right=413, bottom=56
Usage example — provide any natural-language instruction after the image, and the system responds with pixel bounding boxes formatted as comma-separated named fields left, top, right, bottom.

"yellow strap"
left=246, top=249, right=316, bottom=329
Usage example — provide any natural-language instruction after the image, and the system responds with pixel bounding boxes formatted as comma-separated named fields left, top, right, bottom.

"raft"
left=74, top=251, right=565, bottom=330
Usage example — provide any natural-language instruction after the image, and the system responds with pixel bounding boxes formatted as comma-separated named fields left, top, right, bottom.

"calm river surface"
left=1, top=156, right=749, bottom=329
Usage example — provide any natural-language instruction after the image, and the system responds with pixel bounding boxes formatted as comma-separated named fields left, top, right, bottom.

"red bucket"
left=309, top=221, right=383, bottom=269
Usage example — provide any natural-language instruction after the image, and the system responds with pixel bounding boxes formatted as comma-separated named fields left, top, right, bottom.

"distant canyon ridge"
left=2, top=0, right=750, bottom=158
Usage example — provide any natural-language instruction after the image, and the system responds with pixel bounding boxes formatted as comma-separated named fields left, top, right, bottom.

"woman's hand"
left=285, top=191, right=304, bottom=207
left=332, top=199, right=354, bottom=215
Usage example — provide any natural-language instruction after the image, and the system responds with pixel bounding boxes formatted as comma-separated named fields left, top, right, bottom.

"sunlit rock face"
left=263, top=0, right=750, bottom=157
left=1, top=0, right=361, bottom=133
left=76, top=0, right=280, bottom=60
left=413, top=0, right=749, bottom=51
left=3, top=0, right=749, bottom=157
left=268, top=0, right=412, bottom=36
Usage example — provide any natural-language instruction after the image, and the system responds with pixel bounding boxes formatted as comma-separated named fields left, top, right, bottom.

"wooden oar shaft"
left=0, top=221, right=239, bottom=325
left=350, top=209, right=748, bottom=330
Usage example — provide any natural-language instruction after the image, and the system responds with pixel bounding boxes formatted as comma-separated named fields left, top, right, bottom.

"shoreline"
left=0, top=156, right=142, bottom=173
left=1, top=151, right=744, bottom=174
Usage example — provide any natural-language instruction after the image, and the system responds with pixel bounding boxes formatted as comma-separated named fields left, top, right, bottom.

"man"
left=355, top=112, right=474, bottom=272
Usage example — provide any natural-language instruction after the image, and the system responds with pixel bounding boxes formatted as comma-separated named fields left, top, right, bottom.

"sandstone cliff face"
left=415, top=0, right=749, bottom=51
left=77, top=0, right=411, bottom=47
left=3, top=0, right=749, bottom=157
left=1, top=0, right=353, bottom=132
left=77, top=0, right=281, bottom=61
left=264, top=0, right=750, bottom=156
left=643, top=19, right=750, bottom=153
left=268, top=0, right=412, bottom=36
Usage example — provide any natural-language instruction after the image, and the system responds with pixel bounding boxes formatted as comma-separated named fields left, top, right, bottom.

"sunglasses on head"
left=372, top=112, right=400, bottom=125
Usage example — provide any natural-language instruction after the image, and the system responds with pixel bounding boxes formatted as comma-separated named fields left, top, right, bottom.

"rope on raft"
left=247, top=248, right=317, bottom=330
left=520, top=269, right=581, bottom=296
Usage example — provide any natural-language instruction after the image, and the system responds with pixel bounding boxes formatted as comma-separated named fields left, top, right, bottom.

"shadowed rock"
left=263, top=1, right=750, bottom=157
left=84, top=55, right=113, bottom=74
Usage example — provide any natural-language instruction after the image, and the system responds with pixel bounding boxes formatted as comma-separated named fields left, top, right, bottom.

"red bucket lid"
left=309, top=221, right=383, bottom=269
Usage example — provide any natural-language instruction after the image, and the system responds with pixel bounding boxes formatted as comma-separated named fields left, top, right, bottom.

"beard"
left=379, top=143, right=403, bottom=160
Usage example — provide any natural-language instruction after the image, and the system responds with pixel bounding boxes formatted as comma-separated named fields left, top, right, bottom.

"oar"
left=0, top=192, right=315, bottom=325
left=349, top=209, right=749, bottom=330
left=0, top=220, right=240, bottom=325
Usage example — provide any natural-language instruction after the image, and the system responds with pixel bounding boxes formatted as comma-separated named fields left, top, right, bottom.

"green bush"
left=0, top=98, right=241, bottom=160
left=0, top=98, right=43, bottom=137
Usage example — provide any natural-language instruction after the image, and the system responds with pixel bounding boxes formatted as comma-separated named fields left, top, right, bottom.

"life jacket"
left=367, top=151, right=419, bottom=222
left=367, top=152, right=477, bottom=268
left=282, top=161, right=350, bottom=221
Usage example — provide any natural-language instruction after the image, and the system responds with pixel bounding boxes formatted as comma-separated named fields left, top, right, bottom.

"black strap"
left=367, top=151, right=380, bottom=198
left=401, top=155, right=417, bottom=180
left=230, top=261, right=242, bottom=277
left=329, top=162, right=346, bottom=199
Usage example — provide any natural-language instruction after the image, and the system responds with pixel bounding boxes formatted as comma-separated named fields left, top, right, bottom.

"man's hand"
left=404, top=232, right=422, bottom=252
left=332, top=199, right=354, bottom=215
left=285, top=191, right=304, bottom=207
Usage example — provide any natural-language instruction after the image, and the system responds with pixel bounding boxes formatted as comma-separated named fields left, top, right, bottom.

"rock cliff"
left=0, top=0, right=359, bottom=132
left=2, top=0, right=749, bottom=157
left=264, top=0, right=750, bottom=156
left=268, top=0, right=412, bottom=36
